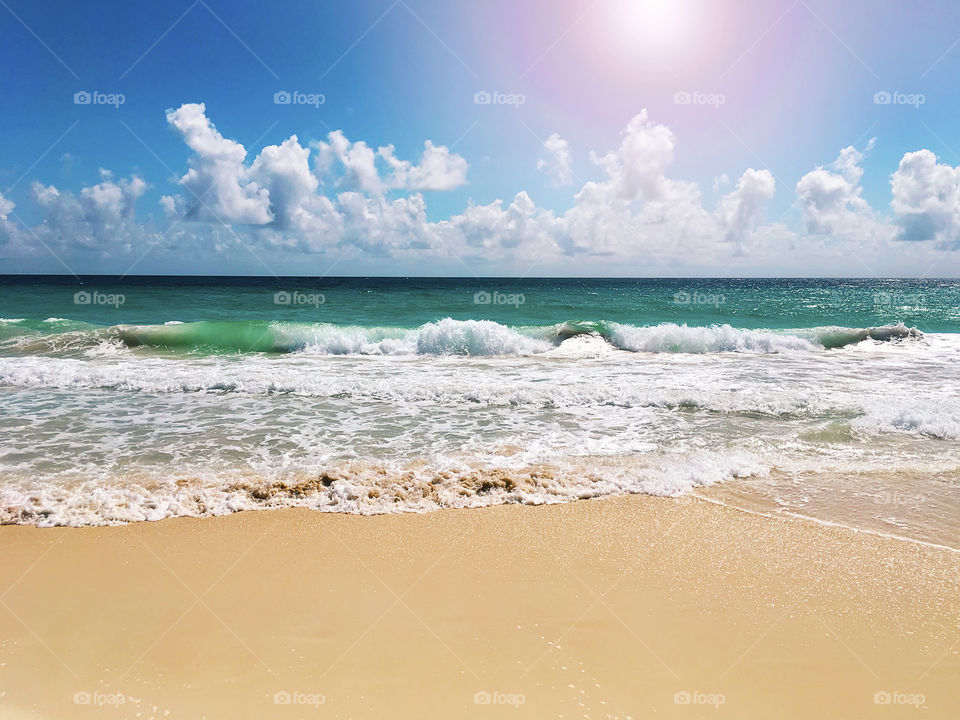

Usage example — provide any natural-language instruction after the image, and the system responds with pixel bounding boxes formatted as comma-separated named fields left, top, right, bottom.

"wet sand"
left=1, top=494, right=958, bottom=719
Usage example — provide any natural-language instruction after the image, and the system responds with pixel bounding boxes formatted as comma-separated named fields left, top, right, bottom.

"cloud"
left=537, top=133, right=573, bottom=187
left=890, top=149, right=960, bottom=246
left=31, top=175, right=147, bottom=238
left=313, top=132, right=468, bottom=194
left=248, top=135, right=323, bottom=230
left=0, top=174, right=153, bottom=260
left=403, top=141, right=469, bottom=191
left=0, top=108, right=787, bottom=271
left=79, top=175, right=148, bottom=228
left=313, top=130, right=384, bottom=195
left=4, top=104, right=960, bottom=275
left=335, top=192, right=433, bottom=255
left=0, top=192, right=16, bottom=249
left=553, top=112, right=718, bottom=260
left=588, top=110, right=679, bottom=204
left=165, top=103, right=273, bottom=225
left=0, top=191, right=14, bottom=220
left=793, top=141, right=905, bottom=267
left=439, top=191, right=558, bottom=260
left=794, top=141, right=888, bottom=241
left=163, top=104, right=468, bottom=250
left=715, top=168, right=776, bottom=247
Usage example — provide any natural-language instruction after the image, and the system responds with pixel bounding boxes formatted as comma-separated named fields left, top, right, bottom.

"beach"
left=1, top=494, right=957, bottom=719
left=2, top=278, right=960, bottom=718
left=5, top=0, right=960, bottom=713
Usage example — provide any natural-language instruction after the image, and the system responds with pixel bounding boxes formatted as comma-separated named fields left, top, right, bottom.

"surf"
left=0, top=317, right=925, bottom=357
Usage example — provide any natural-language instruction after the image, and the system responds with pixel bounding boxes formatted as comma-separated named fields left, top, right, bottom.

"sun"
left=613, top=0, right=697, bottom=49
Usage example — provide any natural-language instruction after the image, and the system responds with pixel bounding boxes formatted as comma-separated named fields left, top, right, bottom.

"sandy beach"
left=6, top=0, right=960, bottom=714
left=0, top=495, right=957, bottom=719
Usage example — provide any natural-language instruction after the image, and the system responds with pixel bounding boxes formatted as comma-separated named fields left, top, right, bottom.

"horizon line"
left=1, top=274, right=957, bottom=281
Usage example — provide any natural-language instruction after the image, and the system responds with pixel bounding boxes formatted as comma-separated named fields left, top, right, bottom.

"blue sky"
left=2, top=0, right=960, bottom=276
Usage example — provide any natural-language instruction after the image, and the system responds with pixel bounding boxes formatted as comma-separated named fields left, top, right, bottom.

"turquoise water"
left=0, top=276, right=958, bottom=545
left=0, top=276, right=955, bottom=356
left=0, top=277, right=957, bottom=340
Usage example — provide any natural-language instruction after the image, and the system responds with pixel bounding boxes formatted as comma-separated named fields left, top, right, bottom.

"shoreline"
left=1, top=494, right=958, bottom=718
left=691, top=491, right=960, bottom=554
left=7, top=482, right=959, bottom=554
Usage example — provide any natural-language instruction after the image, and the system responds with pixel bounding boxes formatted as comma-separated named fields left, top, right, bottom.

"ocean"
left=1, top=276, right=958, bottom=546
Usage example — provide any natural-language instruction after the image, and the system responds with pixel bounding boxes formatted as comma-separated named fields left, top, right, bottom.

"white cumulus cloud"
left=716, top=168, right=776, bottom=248
left=313, top=132, right=468, bottom=195
left=537, top=133, right=573, bottom=187
left=0, top=192, right=14, bottom=220
left=166, top=102, right=273, bottom=225
left=890, top=149, right=960, bottom=247
left=5, top=104, right=960, bottom=275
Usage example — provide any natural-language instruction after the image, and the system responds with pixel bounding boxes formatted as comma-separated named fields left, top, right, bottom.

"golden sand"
left=0, top=495, right=957, bottom=719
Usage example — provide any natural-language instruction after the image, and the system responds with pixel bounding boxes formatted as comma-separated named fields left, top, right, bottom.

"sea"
left=0, top=276, right=957, bottom=548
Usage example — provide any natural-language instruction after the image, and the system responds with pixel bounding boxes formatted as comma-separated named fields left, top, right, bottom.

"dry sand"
left=0, top=494, right=958, bottom=719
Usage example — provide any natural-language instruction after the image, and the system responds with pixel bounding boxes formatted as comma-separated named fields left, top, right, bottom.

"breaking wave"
left=0, top=318, right=923, bottom=357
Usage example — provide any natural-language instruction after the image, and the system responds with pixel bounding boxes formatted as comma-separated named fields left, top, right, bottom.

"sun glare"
left=615, top=0, right=696, bottom=49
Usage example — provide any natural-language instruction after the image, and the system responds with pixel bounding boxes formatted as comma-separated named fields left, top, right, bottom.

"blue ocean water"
left=0, top=276, right=958, bottom=545
left=0, top=276, right=957, bottom=340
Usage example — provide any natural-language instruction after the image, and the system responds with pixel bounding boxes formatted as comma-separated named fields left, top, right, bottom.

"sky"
left=2, top=0, right=960, bottom=277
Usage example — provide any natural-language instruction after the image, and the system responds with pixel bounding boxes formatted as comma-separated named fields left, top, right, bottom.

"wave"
left=608, top=322, right=921, bottom=353
left=0, top=452, right=768, bottom=527
left=0, top=354, right=815, bottom=413
left=853, top=402, right=960, bottom=440
left=0, top=318, right=923, bottom=357
left=5, top=354, right=956, bottom=440
left=811, top=323, right=923, bottom=348
left=608, top=322, right=817, bottom=353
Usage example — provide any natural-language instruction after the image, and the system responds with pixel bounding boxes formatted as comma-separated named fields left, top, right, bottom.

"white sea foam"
left=608, top=322, right=819, bottom=353
left=416, top=318, right=554, bottom=355
left=83, top=338, right=132, bottom=358
left=606, top=322, right=923, bottom=353
left=854, top=401, right=960, bottom=439
left=0, top=339, right=953, bottom=424
left=263, top=320, right=925, bottom=355
left=544, top=333, right=618, bottom=358
left=0, top=321, right=956, bottom=531
left=0, top=354, right=823, bottom=414
left=283, top=318, right=554, bottom=356
left=0, top=450, right=769, bottom=527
